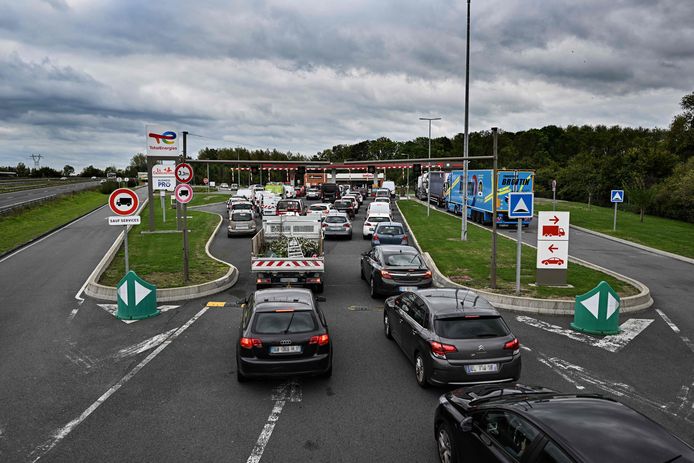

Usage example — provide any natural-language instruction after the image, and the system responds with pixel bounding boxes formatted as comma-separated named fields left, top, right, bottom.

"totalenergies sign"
left=145, top=125, right=179, bottom=155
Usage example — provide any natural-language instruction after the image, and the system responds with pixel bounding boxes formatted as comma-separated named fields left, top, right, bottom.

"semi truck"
left=251, top=216, right=325, bottom=292
left=444, top=169, right=535, bottom=227
left=416, top=171, right=448, bottom=206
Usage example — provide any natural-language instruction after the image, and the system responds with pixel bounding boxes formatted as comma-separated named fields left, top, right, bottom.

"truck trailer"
left=444, top=169, right=535, bottom=226
left=416, top=171, right=448, bottom=206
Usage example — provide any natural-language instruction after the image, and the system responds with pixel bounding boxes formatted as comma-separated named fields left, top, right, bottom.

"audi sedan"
left=383, top=288, right=521, bottom=387
left=434, top=384, right=694, bottom=463
left=236, top=288, right=332, bottom=381
left=361, top=245, right=432, bottom=297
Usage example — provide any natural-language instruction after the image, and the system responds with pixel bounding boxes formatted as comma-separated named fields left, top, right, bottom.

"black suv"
left=434, top=384, right=694, bottom=463
left=236, top=288, right=332, bottom=381
left=383, top=288, right=520, bottom=387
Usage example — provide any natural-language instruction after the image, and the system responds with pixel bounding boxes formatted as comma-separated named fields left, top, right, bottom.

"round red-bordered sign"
left=109, top=188, right=139, bottom=216
left=175, top=163, right=193, bottom=183
left=174, top=183, right=193, bottom=204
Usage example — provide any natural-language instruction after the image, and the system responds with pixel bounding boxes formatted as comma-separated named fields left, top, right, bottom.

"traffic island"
left=85, top=198, right=238, bottom=302
left=397, top=200, right=652, bottom=315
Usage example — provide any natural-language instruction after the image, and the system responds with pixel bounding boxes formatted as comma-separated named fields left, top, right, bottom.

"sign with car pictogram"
left=536, top=211, right=570, bottom=282
left=536, top=241, right=569, bottom=269
left=109, top=188, right=139, bottom=216
left=175, top=163, right=193, bottom=183
left=174, top=183, right=193, bottom=203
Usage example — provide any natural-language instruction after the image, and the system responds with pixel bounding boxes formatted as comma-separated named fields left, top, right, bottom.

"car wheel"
left=322, top=363, right=333, bottom=379
left=436, top=421, right=458, bottom=463
left=360, top=265, right=365, bottom=280
left=384, top=313, right=393, bottom=339
left=414, top=352, right=429, bottom=388
left=314, top=283, right=324, bottom=294
left=370, top=276, right=378, bottom=298
left=236, top=363, right=247, bottom=383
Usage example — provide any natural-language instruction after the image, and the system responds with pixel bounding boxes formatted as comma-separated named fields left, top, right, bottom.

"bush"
left=99, top=181, right=119, bottom=194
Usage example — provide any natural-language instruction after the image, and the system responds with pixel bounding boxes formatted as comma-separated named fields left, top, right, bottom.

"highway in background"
left=0, top=180, right=100, bottom=211
left=0, top=196, right=691, bottom=462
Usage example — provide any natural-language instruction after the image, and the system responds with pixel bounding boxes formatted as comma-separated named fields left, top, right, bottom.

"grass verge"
left=398, top=200, right=637, bottom=299
left=535, top=198, right=694, bottom=259
left=0, top=190, right=106, bottom=255
left=99, top=193, right=229, bottom=288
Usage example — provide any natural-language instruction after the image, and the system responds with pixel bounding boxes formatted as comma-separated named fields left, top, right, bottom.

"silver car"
left=228, top=210, right=257, bottom=237
left=322, top=212, right=352, bottom=239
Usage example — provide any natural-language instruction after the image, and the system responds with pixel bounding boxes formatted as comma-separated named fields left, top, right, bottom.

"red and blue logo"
left=148, top=131, right=176, bottom=144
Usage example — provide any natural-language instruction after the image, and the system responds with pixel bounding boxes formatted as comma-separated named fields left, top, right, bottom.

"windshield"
left=376, top=225, right=403, bottom=235
left=232, top=212, right=253, bottom=221
left=325, top=215, right=347, bottom=223
left=384, top=253, right=423, bottom=267
left=367, top=216, right=390, bottom=223
left=434, top=317, right=510, bottom=339
left=253, top=311, right=317, bottom=334
left=233, top=203, right=252, bottom=210
left=375, top=190, right=389, bottom=197
left=310, top=205, right=326, bottom=211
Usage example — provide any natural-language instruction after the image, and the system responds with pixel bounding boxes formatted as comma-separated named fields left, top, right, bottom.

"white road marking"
left=516, top=316, right=653, bottom=353
left=656, top=309, right=694, bottom=353
left=114, top=328, right=178, bottom=359
left=29, top=306, right=209, bottom=462
left=246, top=380, right=302, bottom=463
left=0, top=204, right=107, bottom=264
left=96, top=304, right=179, bottom=323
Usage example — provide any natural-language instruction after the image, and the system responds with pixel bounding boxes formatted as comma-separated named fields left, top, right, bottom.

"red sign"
left=175, top=163, right=193, bottom=183
left=109, top=188, right=139, bottom=216
left=174, top=184, right=193, bottom=204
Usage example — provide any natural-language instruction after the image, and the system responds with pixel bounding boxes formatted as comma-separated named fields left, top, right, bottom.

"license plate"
left=280, top=277, right=298, bottom=283
left=465, top=363, right=499, bottom=374
left=270, top=345, right=302, bottom=354
left=328, top=227, right=342, bottom=231
left=237, top=225, right=249, bottom=229
left=399, top=286, right=418, bottom=292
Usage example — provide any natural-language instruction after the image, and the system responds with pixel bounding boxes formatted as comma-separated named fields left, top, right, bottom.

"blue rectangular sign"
left=611, top=190, right=624, bottom=203
left=508, top=192, right=534, bottom=219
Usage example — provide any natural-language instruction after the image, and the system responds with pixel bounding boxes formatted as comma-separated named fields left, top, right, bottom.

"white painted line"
left=0, top=204, right=107, bottom=264
left=517, top=316, right=653, bottom=353
left=96, top=304, right=179, bottom=323
left=29, top=306, right=209, bottom=462
left=657, top=309, right=694, bottom=354
left=246, top=380, right=302, bottom=463
left=535, top=355, right=585, bottom=390
left=114, top=328, right=178, bottom=359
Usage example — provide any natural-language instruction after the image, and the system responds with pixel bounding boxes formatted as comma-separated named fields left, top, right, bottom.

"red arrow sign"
left=550, top=215, right=560, bottom=225
left=548, top=244, right=559, bottom=253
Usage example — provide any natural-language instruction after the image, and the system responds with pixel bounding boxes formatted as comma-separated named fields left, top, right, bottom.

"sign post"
left=536, top=211, right=570, bottom=286
left=160, top=190, right=166, bottom=223
left=508, top=192, right=534, bottom=295
left=611, top=189, right=624, bottom=231
left=552, top=179, right=557, bottom=211
left=177, top=133, right=191, bottom=282
left=108, top=188, right=140, bottom=274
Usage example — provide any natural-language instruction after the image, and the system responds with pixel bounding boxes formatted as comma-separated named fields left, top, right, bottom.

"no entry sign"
left=109, top=188, right=139, bottom=216
left=174, top=183, right=193, bottom=203
left=175, top=163, right=193, bottom=183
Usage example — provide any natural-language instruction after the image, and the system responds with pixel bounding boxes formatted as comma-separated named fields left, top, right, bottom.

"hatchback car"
left=276, top=199, right=305, bottom=216
left=306, top=187, right=321, bottom=200
left=342, top=194, right=360, bottom=212
left=434, top=384, right=694, bottom=463
left=371, top=222, right=408, bottom=246
left=323, top=212, right=352, bottom=239
left=236, top=288, right=332, bottom=381
left=229, top=201, right=255, bottom=218
left=308, top=203, right=333, bottom=219
left=361, top=245, right=431, bottom=297
left=228, top=210, right=257, bottom=237
left=333, top=199, right=356, bottom=219
left=363, top=213, right=393, bottom=239
left=383, top=288, right=521, bottom=387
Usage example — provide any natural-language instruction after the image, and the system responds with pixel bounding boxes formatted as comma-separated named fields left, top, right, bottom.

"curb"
left=396, top=200, right=653, bottom=315
left=84, top=207, right=238, bottom=302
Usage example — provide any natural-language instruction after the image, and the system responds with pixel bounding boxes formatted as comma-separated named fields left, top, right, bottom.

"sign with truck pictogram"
left=109, top=188, right=139, bottom=216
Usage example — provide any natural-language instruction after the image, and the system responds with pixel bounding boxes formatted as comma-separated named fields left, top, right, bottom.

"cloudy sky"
left=1, top=0, right=692, bottom=171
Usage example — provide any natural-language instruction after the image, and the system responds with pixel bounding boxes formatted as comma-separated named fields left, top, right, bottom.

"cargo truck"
left=416, top=171, right=448, bottom=206
left=251, top=216, right=325, bottom=292
left=444, top=169, right=535, bottom=227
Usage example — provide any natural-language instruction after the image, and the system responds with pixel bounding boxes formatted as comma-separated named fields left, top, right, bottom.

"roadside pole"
left=552, top=179, right=557, bottom=211
left=611, top=189, right=624, bottom=231
left=207, top=164, right=210, bottom=192
left=490, top=128, right=498, bottom=289
left=515, top=219, right=522, bottom=295
left=160, top=190, right=166, bottom=223
left=613, top=203, right=617, bottom=231
left=147, top=156, right=156, bottom=231
left=124, top=225, right=129, bottom=272
left=182, top=131, right=190, bottom=283
left=508, top=191, right=534, bottom=296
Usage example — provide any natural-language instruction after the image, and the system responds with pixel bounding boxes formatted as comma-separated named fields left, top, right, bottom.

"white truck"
left=251, top=216, right=325, bottom=292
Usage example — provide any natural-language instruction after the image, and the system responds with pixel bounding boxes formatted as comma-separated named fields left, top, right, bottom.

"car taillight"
left=430, top=341, right=457, bottom=359
left=365, top=222, right=372, bottom=227
left=322, top=223, right=328, bottom=227
left=424, top=270, right=432, bottom=278
left=343, top=223, right=351, bottom=228
left=309, top=334, right=330, bottom=346
left=372, top=234, right=379, bottom=241
left=504, top=338, right=520, bottom=350
left=240, top=337, right=262, bottom=349
left=380, top=270, right=392, bottom=279
left=401, top=236, right=408, bottom=244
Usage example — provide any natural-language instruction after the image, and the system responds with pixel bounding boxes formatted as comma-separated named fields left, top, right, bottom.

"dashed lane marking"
left=656, top=309, right=694, bottom=353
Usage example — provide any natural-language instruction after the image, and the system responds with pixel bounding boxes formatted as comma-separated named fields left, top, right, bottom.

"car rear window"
left=434, top=317, right=510, bottom=339
left=253, top=311, right=317, bottom=334
left=376, top=225, right=403, bottom=235
left=232, top=212, right=253, bottom=221
left=277, top=201, right=300, bottom=211
left=325, top=215, right=346, bottom=223
left=384, top=253, right=423, bottom=267
left=310, top=205, right=326, bottom=211
left=233, top=203, right=252, bottom=210
left=335, top=201, right=351, bottom=207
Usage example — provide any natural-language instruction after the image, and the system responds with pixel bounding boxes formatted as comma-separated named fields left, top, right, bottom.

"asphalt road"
left=0, top=180, right=100, bottom=211
left=1, top=195, right=692, bottom=462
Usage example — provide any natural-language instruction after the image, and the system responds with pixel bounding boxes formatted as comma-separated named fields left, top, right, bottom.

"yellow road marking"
left=206, top=301, right=226, bottom=307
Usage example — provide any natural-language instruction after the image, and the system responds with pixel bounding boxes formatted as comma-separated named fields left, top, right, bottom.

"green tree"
left=626, top=176, right=657, bottom=222
left=63, top=165, right=75, bottom=176
left=666, top=92, right=694, bottom=160
left=15, top=162, right=29, bottom=177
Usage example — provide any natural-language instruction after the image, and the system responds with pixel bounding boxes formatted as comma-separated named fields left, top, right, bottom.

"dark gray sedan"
left=361, top=245, right=432, bottom=297
left=383, top=288, right=521, bottom=387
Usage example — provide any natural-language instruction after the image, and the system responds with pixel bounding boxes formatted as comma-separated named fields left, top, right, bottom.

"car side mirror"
left=459, top=416, right=473, bottom=433
left=315, top=296, right=327, bottom=302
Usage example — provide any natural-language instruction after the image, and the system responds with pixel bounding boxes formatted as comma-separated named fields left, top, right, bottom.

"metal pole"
left=613, top=203, right=617, bottom=231
left=124, top=225, right=129, bottom=273
left=182, top=131, right=190, bottom=283
left=490, top=127, right=498, bottom=289
left=427, top=121, right=431, bottom=217
left=461, top=0, right=471, bottom=241
left=161, top=191, right=166, bottom=223
left=207, top=164, right=210, bottom=192
left=147, top=156, right=155, bottom=231
left=406, top=152, right=410, bottom=198
left=515, top=218, right=522, bottom=295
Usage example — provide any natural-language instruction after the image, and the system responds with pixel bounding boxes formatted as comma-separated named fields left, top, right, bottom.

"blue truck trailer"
left=444, top=169, right=535, bottom=226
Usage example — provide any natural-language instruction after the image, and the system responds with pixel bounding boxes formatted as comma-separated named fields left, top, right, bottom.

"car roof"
left=367, top=213, right=391, bottom=217
left=375, top=221, right=403, bottom=228
left=415, top=288, right=497, bottom=316
left=326, top=211, right=348, bottom=217
left=253, top=288, right=314, bottom=311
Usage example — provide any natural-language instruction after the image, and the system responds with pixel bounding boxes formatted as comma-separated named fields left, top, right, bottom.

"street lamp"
left=461, top=0, right=471, bottom=241
left=419, top=117, right=441, bottom=217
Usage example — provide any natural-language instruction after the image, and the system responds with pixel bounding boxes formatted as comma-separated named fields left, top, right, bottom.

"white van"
left=259, top=192, right=279, bottom=216
left=236, top=188, right=253, bottom=201
left=367, top=202, right=391, bottom=216
left=382, top=181, right=396, bottom=198
left=283, top=184, right=296, bottom=198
